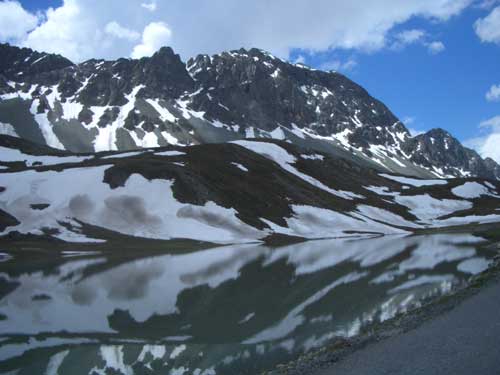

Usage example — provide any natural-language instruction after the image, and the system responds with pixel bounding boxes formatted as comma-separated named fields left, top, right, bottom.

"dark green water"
left=0, top=233, right=495, bottom=374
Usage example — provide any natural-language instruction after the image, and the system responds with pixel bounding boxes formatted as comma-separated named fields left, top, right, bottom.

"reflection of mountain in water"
left=0, top=234, right=494, bottom=374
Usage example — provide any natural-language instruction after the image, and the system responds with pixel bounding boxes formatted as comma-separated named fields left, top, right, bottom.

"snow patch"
left=100, top=151, right=147, bottom=159
left=394, top=194, right=472, bottom=222
left=231, top=162, right=248, bottom=172
left=300, top=154, right=324, bottom=161
left=232, top=141, right=363, bottom=201
left=0, top=167, right=265, bottom=243
left=30, top=99, right=65, bottom=150
left=155, top=150, right=186, bottom=156
left=452, top=182, right=490, bottom=199
left=170, top=345, right=186, bottom=359
left=146, top=99, right=177, bottom=123
left=380, top=174, right=448, bottom=187
left=94, top=85, right=145, bottom=152
left=0, top=122, right=19, bottom=137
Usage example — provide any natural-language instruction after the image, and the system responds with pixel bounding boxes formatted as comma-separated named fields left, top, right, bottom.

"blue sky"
left=18, top=0, right=59, bottom=11
left=290, top=7, right=500, bottom=142
left=2, top=0, right=500, bottom=160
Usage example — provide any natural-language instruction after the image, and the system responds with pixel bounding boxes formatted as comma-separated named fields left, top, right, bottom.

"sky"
left=1, top=0, right=500, bottom=161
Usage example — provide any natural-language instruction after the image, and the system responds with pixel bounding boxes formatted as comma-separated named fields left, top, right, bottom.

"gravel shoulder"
left=315, top=269, right=500, bottom=375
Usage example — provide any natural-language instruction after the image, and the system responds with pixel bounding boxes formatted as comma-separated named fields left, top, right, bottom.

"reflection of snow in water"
left=244, top=271, right=368, bottom=344
left=0, top=234, right=489, bottom=337
left=264, top=233, right=481, bottom=275
left=457, top=257, right=490, bottom=274
left=389, top=275, right=455, bottom=294
left=0, top=233, right=495, bottom=374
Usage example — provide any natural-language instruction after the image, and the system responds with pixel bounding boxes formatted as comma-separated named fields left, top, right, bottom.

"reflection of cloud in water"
left=102, top=262, right=165, bottom=301
left=180, top=247, right=264, bottom=286
left=71, top=283, right=97, bottom=306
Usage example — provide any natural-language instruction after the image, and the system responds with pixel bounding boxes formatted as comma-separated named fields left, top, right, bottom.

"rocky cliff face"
left=0, top=44, right=73, bottom=82
left=186, top=48, right=405, bottom=147
left=402, top=128, right=497, bottom=179
left=0, top=43, right=498, bottom=179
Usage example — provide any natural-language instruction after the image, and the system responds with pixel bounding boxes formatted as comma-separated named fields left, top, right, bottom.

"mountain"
left=1, top=134, right=499, bottom=244
left=0, top=43, right=498, bottom=180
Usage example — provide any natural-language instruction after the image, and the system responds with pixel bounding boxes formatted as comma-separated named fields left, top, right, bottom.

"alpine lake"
left=0, top=229, right=498, bottom=375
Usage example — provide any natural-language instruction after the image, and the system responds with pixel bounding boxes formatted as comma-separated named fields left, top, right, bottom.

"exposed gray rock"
left=0, top=43, right=498, bottom=180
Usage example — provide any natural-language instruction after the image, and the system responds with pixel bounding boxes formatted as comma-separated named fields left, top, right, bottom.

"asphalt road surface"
left=317, top=281, right=500, bottom=375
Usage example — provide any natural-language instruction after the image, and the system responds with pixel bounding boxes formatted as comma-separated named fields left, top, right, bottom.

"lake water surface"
left=0, top=233, right=495, bottom=374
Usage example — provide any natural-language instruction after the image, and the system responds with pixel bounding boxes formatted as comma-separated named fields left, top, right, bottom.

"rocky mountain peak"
left=0, top=43, right=73, bottom=81
left=401, top=127, right=498, bottom=179
left=186, top=46, right=404, bottom=144
left=0, top=43, right=498, bottom=180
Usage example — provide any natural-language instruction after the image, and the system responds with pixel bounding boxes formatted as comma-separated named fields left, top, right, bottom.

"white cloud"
left=474, top=6, right=500, bottom=43
left=320, top=58, right=358, bottom=72
left=390, top=30, right=445, bottom=54
left=20, top=0, right=156, bottom=62
left=403, top=116, right=416, bottom=125
left=105, top=21, right=140, bottom=41
left=141, top=1, right=157, bottom=12
left=3, top=0, right=472, bottom=62
left=131, top=22, right=172, bottom=58
left=392, top=29, right=426, bottom=49
left=409, top=128, right=426, bottom=136
left=294, top=55, right=306, bottom=64
left=21, top=0, right=90, bottom=61
left=486, top=84, right=500, bottom=101
left=403, top=117, right=427, bottom=136
left=480, top=115, right=500, bottom=130
left=464, top=115, right=500, bottom=162
left=427, top=41, right=446, bottom=54
left=0, top=0, right=39, bottom=42
left=476, top=0, right=500, bottom=10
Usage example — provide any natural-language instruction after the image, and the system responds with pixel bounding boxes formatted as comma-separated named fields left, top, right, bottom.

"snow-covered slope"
left=1, top=135, right=499, bottom=244
left=0, top=43, right=498, bottom=180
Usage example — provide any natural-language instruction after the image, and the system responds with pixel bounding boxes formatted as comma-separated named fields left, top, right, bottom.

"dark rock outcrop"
left=0, top=43, right=498, bottom=180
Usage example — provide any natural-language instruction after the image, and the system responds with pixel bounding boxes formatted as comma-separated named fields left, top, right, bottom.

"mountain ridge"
left=0, top=42, right=498, bottom=180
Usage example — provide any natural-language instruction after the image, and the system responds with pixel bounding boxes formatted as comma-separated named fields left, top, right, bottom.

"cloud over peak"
left=0, top=0, right=472, bottom=62
left=465, top=115, right=500, bottom=163
left=131, top=21, right=172, bottom=59
left=0, top=0, right=39, bottom=41
left=105, top=21, right=141, bottom=41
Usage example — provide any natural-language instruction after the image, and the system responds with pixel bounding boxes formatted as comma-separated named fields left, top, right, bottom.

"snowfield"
left=0, top=166, right=265, bottom=243
left=379, top=174, right=449, bottom=187
left=233, top=141, right=365, bottom=201
left=0, top=145, right=91, bottom=166
left=1, top=139, right=499, bottom=243
left=394, top=194, right=472, bottom=222
left=452, top=182, right=492, bottom=199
